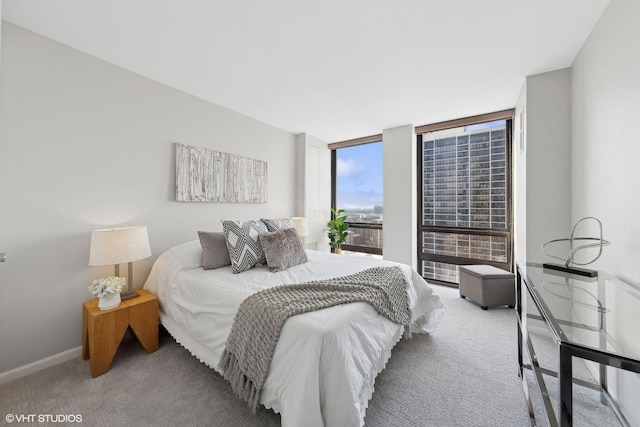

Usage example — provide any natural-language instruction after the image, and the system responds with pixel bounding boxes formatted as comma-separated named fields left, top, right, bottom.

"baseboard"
left=0, top=346, right=82, bottom=385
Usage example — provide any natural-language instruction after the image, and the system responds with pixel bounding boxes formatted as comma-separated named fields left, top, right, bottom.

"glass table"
left=516, top=263, right=640, bottom=427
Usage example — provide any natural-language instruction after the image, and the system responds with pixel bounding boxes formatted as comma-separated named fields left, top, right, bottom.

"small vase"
left=98, top=292, right=121, bottom=310
left=334, top=247, right=342, bottom=254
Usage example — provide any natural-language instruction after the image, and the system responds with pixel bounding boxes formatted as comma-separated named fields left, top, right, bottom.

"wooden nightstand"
left=82, top=289, right=159, bottom=377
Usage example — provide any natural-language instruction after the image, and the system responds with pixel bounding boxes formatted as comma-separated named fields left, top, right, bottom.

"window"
left=330, top=139, right=383, bottom=255
left=417, top=113, right=513, bottom=284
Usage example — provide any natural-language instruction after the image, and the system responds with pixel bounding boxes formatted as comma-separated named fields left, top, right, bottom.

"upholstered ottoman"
left=459, top=265, right=515, bottom=310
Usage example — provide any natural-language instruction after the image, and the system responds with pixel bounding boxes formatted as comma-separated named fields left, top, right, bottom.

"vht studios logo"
left=5, top=414, right=83, bottom=423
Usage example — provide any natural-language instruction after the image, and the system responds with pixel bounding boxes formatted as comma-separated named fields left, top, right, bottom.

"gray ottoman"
left=459, top=265, right=515, bottom=310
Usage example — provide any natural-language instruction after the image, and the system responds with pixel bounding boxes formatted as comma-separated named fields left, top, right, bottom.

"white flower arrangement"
left=88, top=276, right=125, bottom=298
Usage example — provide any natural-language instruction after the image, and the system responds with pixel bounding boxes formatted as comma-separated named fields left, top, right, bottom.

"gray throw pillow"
left=198, top=231, right=232, bottom=270
left=259, top=227, right=308, bottom=272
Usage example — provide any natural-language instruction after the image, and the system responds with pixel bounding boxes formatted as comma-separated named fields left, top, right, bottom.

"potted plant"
left=327, top=208, right=349, bottom=253
left=88, top=276, right=125, bottom=310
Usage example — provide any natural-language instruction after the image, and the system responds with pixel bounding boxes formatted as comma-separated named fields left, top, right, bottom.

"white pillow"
left=167, top=240, right=204, bottom=269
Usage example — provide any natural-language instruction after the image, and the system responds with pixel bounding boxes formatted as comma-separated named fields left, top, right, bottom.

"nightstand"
left=82, top=289, right=159, bottom=377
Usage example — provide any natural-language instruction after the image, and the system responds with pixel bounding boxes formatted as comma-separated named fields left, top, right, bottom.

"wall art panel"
left=175, top=143, right=267, bottom=203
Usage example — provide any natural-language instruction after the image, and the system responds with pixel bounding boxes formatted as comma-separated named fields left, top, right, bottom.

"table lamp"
left=291, top=217, right=309, bottom=248
left=89, top=226, right=151, bottom=300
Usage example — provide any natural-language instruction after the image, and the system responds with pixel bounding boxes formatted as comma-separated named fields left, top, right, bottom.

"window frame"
left=416, top=110, right=515, bottom=286
left=330, top=136, right=384, bottom=256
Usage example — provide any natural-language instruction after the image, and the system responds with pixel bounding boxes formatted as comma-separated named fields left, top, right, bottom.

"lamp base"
left=542, top=263, right=598, bottom=277
left=120, top=290, right=140, bottom=301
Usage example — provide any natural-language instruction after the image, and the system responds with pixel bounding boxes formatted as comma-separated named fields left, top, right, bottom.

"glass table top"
left=519, top=263, right=640, bottom=362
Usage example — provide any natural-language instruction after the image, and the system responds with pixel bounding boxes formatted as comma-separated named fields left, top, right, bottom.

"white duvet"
left=144, top=240, right=444, bottom=427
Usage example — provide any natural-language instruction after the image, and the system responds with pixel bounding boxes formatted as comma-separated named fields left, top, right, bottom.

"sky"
left=336, top=142, right=383, bottom=210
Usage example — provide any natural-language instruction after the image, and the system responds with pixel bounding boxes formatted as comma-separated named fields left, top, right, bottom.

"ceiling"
left=2, top=0, right=611, bottom=142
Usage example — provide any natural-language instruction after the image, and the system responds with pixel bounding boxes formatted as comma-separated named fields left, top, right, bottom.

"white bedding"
left=143, top=240, right=444, bottom=427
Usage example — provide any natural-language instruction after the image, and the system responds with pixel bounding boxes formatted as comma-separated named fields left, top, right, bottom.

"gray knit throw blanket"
left=218, top=266, right=412, bottom=413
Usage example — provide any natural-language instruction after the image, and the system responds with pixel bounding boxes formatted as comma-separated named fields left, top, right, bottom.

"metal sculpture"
left=541, top=217, right=610, bottom=277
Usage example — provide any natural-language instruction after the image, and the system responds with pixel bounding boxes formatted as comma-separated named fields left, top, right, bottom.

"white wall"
left=571, top=0, right=640, bottom=423
left=572, top=0, right=640, bottom=284
left=0, top=22, right=297, bottom=374
left=294, top=133, right=331, bottom=252
left=382, top=124, right=416, bottom=268
left=514, top=69, right=572, bottom=265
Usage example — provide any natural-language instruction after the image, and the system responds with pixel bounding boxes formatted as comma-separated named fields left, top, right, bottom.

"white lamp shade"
left=89, top=226, right=151, bottom=266
left=291, top=217, right=309, bottom=238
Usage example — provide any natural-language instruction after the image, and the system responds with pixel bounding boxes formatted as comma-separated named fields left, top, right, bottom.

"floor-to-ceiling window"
left=330, top=137, right=383, bottom=255
left=417, top=111, right=514, bottom=285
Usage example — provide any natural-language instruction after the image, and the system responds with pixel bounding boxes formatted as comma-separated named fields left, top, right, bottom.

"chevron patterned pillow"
left=260, top=217, right=295, bottom=232
left=222, top=220, right=268, bottom=273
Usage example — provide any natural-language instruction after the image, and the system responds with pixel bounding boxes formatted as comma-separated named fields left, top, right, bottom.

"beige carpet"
left=1, top=285, right=533, bottom=426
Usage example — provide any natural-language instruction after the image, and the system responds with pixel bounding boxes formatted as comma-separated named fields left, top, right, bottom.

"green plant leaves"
left=327, top=208, right=349, bottom=248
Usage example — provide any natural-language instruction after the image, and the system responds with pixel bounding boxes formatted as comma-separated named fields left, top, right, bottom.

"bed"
left=143, top=238, right=444, bottom=427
